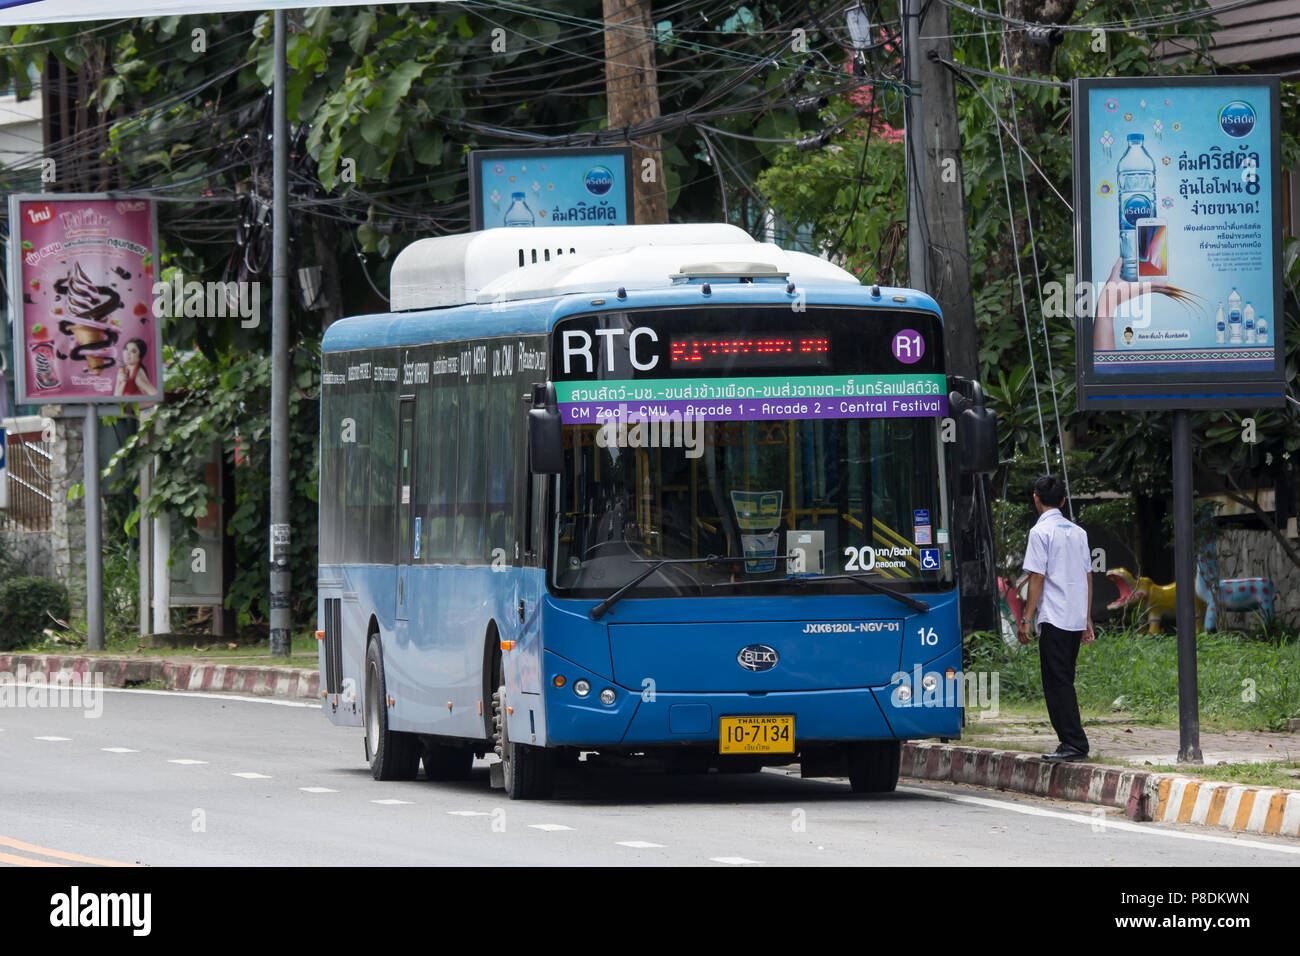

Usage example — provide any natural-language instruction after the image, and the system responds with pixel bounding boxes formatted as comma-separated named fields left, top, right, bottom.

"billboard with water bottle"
left=1072, top=75, right=1285, bottom=410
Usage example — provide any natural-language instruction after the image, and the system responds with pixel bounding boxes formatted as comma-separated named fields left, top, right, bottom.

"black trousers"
left=1039, top=622, right=1089, bottom=755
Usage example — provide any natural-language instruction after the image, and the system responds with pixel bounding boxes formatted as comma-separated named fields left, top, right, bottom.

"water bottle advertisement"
left=1072, top=76, right=1284, bottom=410
left=468, top=147, right=634, bottom=231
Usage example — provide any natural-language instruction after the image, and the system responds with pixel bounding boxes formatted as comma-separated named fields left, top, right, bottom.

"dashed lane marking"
left=371, top=799, right=413, bottom=805
left=232, top=772, right=272, bottom=779
left=101, top=747, right=139, bottom=753
left=33, top=736, right=71, bottom=742
left=710, top=856, right=763, bottom=865
left=528, top=824, right=574, bottom=832
left=300, top=787, right=338, bottom=793
left=167, top=759, right=208, bottom=765
left=447, top=810, right=492, bottom=816
left=616, top=841, right=666, bottom=849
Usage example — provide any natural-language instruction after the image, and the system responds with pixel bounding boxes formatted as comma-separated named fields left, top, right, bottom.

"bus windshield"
left=550, top=305, right=953, bottom=598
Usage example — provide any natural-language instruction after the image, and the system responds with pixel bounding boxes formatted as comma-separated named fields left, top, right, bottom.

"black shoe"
left=1043, top=749, right=1088, bottom=763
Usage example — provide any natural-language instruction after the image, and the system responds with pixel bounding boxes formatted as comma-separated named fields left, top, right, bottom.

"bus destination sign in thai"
left=556, top=374, right=947, bottom=424
left=468, top=147, right=634, bottom=231
left=1072, top=75, right=1285, bottom=409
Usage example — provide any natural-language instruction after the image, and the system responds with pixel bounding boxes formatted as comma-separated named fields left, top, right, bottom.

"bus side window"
left=344, top=357, right=374, bottom=565
left=428, top=377, right=458, bottom=561
left=456, top=374, right=486, bottom=562
left=486, top=371, right=513, bottom=561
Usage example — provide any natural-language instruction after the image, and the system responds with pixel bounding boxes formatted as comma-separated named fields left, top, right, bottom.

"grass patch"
left=1139, top=762, right=1300, bottom=790
left=966, top=625, right=1300, bottom=732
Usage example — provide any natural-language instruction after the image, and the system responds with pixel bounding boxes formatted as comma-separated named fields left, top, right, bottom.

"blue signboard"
left=468, top=148, right=635, bottom=231
left=1072, top=76, right=1284, bottom=410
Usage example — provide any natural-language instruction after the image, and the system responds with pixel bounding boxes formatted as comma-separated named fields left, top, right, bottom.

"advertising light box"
left=1072, top=76, right=1285, bottom=409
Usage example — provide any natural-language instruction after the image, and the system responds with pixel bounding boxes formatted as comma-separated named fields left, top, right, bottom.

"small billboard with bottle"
left=1072, top=76, right=1284, bottom=410
left=468, top=147, right=634, bottom=231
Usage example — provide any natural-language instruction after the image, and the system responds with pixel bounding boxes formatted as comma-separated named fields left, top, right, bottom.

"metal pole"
left=1172, top=409, right=1202, bottom=763
left=269, top=10, right=292, bottom=657
left=138, top=462, right=151, bottom=638
left=84, top=404, right=103, bottom=650
left=903, top=0, right=927, bottom=291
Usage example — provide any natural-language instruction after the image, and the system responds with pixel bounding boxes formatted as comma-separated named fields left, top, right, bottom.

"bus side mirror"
left=958, top=407, right=998, bottom=473
left=528, top=382, right=563, bottom=475
left=948, top=380, right=999, bottom=474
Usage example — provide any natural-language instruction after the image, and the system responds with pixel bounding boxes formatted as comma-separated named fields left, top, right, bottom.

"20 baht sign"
left=1072, top=75, right=1285, bottom=410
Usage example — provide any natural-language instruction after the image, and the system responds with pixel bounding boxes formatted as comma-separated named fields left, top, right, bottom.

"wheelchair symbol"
left=919, top=548, right=940, bottom=571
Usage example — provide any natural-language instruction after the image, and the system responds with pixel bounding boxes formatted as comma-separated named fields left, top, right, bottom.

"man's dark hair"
left=1033, top=475, right=1066, bottom=509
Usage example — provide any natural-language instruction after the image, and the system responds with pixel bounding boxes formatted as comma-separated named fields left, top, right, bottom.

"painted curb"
left=901, top=740, right=1300, bottom=839
left=0, top=653, right=320, bottom=700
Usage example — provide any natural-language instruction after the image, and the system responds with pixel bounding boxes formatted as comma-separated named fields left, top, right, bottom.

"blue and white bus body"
left=318, top=224, right=974, bottom=792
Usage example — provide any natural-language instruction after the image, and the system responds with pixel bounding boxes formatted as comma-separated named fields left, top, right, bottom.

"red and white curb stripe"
left=0, top=654, right=319, bottom=701
left=902, top=740, right=1300, bottom=839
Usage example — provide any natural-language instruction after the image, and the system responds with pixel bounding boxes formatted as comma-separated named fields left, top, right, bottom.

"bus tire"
left=423, top=743, right=473, bottom=781
left=493, top=684, right=554, bottom=800
left=847, top=740, right=901, bottom=793
left=364, top=637, right=420, bottom=781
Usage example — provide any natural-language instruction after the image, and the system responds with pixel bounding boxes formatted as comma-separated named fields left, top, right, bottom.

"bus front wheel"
left=364, top=637, right=421, bottom=781
left=847, top=740, right=901, bottom=793
left=492, top=684, right=554, bottom=800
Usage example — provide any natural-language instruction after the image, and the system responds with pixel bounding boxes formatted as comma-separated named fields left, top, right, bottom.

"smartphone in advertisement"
left=1136, top=218, right=1167, bottom=277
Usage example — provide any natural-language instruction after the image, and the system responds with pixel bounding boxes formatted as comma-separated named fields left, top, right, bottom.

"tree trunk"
left=603, top=0, right=668, bottom=224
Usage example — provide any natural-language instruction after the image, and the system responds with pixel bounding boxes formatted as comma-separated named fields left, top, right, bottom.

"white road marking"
left=446, top=810, right=492, bottom=817
left=101, top=747, right=139, bottom=753
left=528, top=824, right=573, bottom=832
left=167, top=759, right=208, bottom=765
left=232, top=772, right=271, bottom=779
left=1, top=684, right=321, bottom=709
left=33, top=736, right=71, bottom=741
left=616, top=841, right=666, bottom=849
left=371, top=799, right=413, bottom=805
left=300, top=787, right=338, bottom=793
left=898, top=785, right=1300, bottom=856
left=710, top=856, right=763, bottom=865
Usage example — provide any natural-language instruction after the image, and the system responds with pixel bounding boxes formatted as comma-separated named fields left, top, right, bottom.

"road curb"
left=0, top=653, right=320, bottom=701
left=900, top=740, right=1300, bottom=839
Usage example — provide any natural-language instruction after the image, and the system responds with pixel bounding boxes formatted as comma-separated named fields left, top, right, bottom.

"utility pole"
left=269, top=10, right=291, bottom=657
left=902, top=0, right=996, bottom=635
left=902, top=0, right=978, bottom=380
left=602, top=0, right=668, bottom=224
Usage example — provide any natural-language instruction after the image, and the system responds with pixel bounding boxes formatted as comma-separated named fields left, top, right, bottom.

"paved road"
left=2, top=687, right=1298, bottom=867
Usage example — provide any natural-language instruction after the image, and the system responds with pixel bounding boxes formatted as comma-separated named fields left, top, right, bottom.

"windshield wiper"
left=705, top=569, right=930, bottom=613
left=588, top=556, right=723, bottom=620
left=813, top=573, right=930, bottom=613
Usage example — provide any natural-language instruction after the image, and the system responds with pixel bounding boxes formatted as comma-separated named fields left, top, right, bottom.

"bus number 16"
left=843, top=546, right=876, bottom=571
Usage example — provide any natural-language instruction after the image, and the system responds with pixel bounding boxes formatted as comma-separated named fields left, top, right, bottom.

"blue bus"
left=318, top=223, right=996, bottom=798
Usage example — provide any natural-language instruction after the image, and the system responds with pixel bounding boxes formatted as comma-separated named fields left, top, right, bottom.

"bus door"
left=395, top=397, right=416, bottom=625
left=515, top=471, right=547, bottom=696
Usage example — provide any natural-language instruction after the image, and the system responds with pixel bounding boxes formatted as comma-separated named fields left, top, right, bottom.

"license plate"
left=719, top=715, right=794, bottom=754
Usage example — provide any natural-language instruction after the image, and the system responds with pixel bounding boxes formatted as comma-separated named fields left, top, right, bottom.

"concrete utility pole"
left=268, top=10, right=292, bottom=656
left=602, top=0, right=668, bottom=224
left=902, top=0, right=978, bottom=380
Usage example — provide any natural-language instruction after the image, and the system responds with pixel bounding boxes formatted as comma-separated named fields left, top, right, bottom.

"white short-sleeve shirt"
left=1022, top=508, right=1091, bottom=632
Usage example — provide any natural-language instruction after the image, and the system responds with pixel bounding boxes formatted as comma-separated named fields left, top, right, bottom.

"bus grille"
left=323, top=598, right=343, bottom=694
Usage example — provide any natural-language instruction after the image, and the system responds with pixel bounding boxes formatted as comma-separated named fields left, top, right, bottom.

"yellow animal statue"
left=1105, top=567, right=1204, bottom=634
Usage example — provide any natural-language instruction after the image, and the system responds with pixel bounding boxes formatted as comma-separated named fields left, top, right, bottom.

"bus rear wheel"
left=364, top=637, right=420, bottom=781
left=492, top=684, right=554, bottom=800
left=847, top=740, right=901, bottom=793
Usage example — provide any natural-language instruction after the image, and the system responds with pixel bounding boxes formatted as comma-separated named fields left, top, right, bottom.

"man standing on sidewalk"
left=1018, top=475, right=1094, bottom=763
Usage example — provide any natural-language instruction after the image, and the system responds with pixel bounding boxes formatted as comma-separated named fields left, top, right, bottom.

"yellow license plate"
left=719, top=715, right=794, bottom=754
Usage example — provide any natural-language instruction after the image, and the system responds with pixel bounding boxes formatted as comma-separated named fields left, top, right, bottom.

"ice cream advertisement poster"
left=9, top=195, right=162, bottom=405
left=1072, top=76, right=1285, bottom=410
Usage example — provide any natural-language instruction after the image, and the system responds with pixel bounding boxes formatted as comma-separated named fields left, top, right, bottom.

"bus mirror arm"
left=528, top=382, right=563, bottom=475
